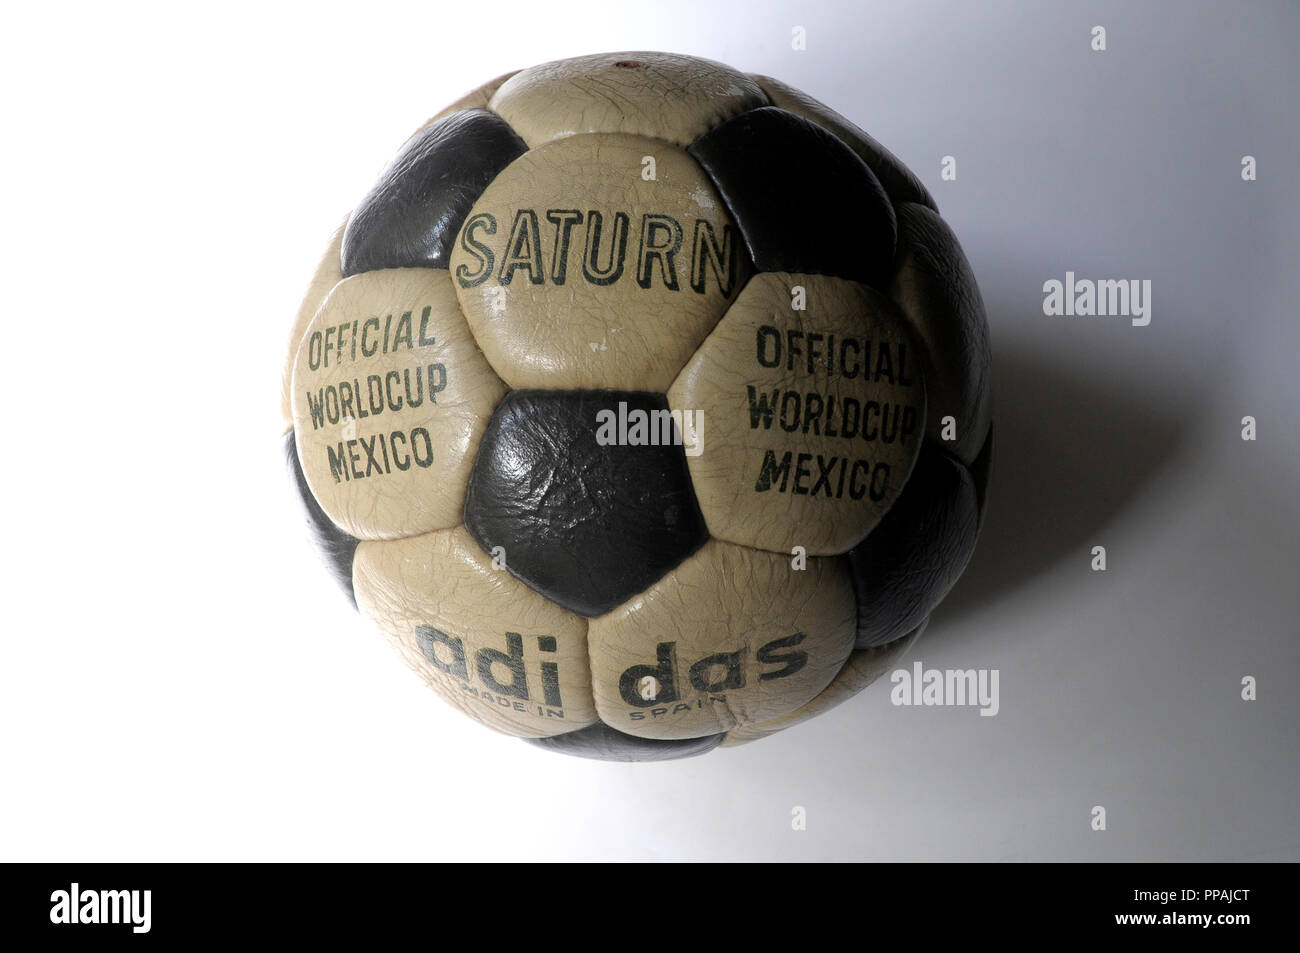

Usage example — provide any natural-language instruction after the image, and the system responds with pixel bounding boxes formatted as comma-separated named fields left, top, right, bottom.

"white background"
left=1, top=0, right=1296, bottom=860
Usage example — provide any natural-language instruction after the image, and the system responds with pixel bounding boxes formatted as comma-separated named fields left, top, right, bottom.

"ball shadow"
left=934, top=339, right=1191, bottom=621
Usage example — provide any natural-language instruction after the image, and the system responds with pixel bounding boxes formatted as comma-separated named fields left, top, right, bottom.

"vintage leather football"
left=280, top=51, right=992, bottom=761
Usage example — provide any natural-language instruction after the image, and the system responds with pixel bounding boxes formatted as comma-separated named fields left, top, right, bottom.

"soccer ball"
left=280, top=51, right=992, bottom=761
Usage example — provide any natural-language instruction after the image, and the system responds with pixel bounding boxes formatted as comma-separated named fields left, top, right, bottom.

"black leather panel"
left=524, top=721, right=724, bottom=762
left=968, top=423, right=993, bottom=529
left=284, top=430, right=360, bottom=607
left=891, top=200, right=992, bottom=463
left=748, top=72, right=937, bottom=211
left=341, top=108, right=528, bottom=276
left=463, top=390, right=708, bottom=617
left=687, top=106, right=896, bottom=289
left=847, top=440, right=978, bottom=647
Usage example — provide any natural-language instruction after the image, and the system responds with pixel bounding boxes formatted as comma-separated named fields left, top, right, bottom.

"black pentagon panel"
left=686, top=106, right=896, bottom=289
left=464, top=390, right=709, bottom=618
left=968, top=423, right=993, bottom=530
left=892, top=201, right=992, bottom=462
left=847, top=440, right=979, bottom=648
left=284, top=430, right=360, bottom=607
left=748, top=72, right=937, bottom=211
left=340, top=108, right=528, bottom=276
left=524, top=721, right=723, bottom=762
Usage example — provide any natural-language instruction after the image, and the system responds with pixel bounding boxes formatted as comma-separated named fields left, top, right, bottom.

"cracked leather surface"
left=283, top=51, right=994, bottom=761
left=353, top=525, right=598, bottom=737
left=489, top=51, right=768, bottom=148
left=586, top=538, right=857, bottom=739
left=847, top=440, right=980, bottom=648
left=525, top=721, right=724, bottom=762
left=290, top=268, right=507, bottom=540
left=449, top=132, right=749, bottom=391
left=464, top=389, right=708, bottom=617
left=688, top=106, right=896, bottom=290
left=341, top=108, right=527, bottom=276
left=969, top=423, right=994, bottom=530
left=668, top=271, right=926, bottom=556
left=890, top=201, right=992, bottom=464
left=280, top=217, right=346, bottom=433
left=406, top=69, right=522, bottom=143
left=284, top=429, right=360, bottom=606
left=722, top=618, right=927, bottom=746
left=750, top=73, right=937, bottom=212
